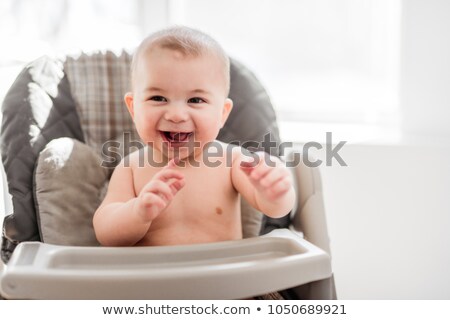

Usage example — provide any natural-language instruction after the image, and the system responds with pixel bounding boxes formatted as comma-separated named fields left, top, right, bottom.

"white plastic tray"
left=0, top=229, right=331, bottom=299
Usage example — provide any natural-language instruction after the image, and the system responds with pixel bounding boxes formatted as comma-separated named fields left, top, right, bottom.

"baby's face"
left=126, top=47, right=232, bottom=161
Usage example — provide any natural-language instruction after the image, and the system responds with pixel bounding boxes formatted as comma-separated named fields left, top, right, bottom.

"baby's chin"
left=154, top=141, right=190, bottom=155
left=163, top=149, right=194, bottom=161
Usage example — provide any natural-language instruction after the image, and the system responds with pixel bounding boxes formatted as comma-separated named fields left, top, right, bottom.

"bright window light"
left=0, top=0, right=142, bottom=63
left=1, top=0, right=401, bottom=131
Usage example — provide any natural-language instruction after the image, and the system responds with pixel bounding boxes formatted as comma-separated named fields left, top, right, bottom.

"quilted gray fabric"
left=1, top=57, right=84, bottom=263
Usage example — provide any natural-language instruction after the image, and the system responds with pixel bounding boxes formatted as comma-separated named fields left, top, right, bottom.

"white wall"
left=314, top=0, right=450, bottom=298
left=400, top=0, right=450, bottom=138
left=318, top=143, right=450, bottom=299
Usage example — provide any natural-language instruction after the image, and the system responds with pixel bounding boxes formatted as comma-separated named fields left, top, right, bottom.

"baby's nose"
left=164, top=104, right=189, bottom=122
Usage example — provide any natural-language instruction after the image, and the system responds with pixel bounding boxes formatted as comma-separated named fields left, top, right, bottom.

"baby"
left=93, top=26, right=295, bottom=247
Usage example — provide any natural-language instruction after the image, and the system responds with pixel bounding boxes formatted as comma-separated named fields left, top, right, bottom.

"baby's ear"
left=124, top=92, right=135, bottom=119
left=221, top=98, right=233, bottom=127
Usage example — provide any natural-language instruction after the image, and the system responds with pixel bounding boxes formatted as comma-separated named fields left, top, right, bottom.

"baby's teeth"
left=169, top=132, right=189, bottom=141
left=179, top=133, right=189, bottom=141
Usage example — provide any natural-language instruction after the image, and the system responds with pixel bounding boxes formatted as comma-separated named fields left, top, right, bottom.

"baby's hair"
left=131, top=26, right=230, bottom=95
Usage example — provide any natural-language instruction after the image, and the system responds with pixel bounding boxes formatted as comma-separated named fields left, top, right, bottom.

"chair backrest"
left=0, top=51, right=282, bottom=263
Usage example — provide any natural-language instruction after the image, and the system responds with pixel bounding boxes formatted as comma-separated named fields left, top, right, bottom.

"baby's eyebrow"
left=190, top=89, right=211, bottom=95
left=143, top=87, right=211, bottom=95
left=144, top=87, right=165, bottom=93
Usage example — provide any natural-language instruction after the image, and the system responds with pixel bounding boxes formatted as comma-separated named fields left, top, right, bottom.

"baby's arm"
left=93, top=158, right=184, bottom=246
left=231, top=150, right=295, bottom=218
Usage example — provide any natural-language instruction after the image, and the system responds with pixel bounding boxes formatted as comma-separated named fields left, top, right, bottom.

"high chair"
left=0, top=52, right=336, bottom=299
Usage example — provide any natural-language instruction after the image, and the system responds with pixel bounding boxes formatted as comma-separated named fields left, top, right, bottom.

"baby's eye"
left=188, top=97, right=206, bottom=104
left=149, top=95, right=167, bottom=102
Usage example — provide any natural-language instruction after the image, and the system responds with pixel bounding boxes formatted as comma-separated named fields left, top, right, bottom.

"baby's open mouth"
left=160, top=131, right=193, bottom=143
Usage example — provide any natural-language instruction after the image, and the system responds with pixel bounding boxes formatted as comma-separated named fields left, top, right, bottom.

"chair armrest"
left=0, top=229, right=331, bottom=299
left=285, top=150, right=332, bottom=255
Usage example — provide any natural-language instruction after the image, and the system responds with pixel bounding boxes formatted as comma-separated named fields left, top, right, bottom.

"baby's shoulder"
left=116, top=146, right=150, bottom=170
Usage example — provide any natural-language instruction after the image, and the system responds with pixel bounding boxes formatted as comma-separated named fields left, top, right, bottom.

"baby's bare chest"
left=133, top=164, right=242, bottom=245
left=133, top=163, right=239, bottom=218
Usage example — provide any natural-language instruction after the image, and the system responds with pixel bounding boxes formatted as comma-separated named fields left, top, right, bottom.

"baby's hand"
left=135, top=158, right=185, bottom=222
left=240, top=152, right=292, bottom=201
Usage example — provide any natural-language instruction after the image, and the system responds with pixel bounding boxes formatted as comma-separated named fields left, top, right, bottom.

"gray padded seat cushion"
left=34, top=138, right=108, bottom=246
left=219, top=58, right=281, bottom=152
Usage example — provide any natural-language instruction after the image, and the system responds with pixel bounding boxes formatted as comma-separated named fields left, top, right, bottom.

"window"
left=0, top=0, right=142, bottom=61
left=1, top=0, right=402, bottom=135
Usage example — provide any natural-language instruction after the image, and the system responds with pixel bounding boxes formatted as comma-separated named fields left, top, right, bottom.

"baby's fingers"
left=248, top=162, right=272, bottom=181
left=138, top=193, right=166, bottom=221
left=259, top=168, right=289, bottom=188
left=141, top=192, right=166, bottom=209
left=240, top=159, right=256, bottom=169
left=153, top=168, right=184, bottom=183
left=145, top=180, right=175, bottom=202
left=267, top=176, right=292, bottom=199
left=167, top=157, right=180, bottom=168
left=169, top=178, right=185, bottom=194
left=240, top=154, right=261, bottom=176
